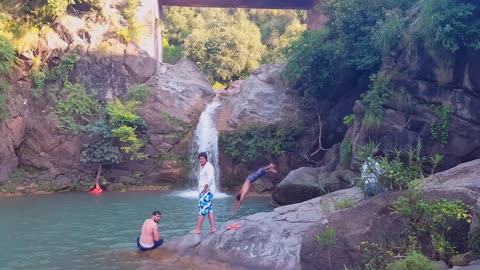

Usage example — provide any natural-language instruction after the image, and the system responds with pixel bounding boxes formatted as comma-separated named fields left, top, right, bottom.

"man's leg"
left=232, top=180, right=251, bottom=215
left=208, top=211, right=216, bottom=233
left=190, top=215, right=205, bottom=234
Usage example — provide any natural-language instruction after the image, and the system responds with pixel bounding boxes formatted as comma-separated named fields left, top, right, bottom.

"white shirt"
left=361, top=157, right=382, bottom=184
left=198, top=161, right=216, bottom=195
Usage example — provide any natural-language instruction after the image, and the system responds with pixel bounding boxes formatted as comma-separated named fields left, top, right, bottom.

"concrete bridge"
left=157, top=0, right=315, bottom=10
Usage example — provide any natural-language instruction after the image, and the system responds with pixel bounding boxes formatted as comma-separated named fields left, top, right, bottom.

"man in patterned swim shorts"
left=232, top=163, right=277, bottom=214
left=190, top=152, right=217, bottom=234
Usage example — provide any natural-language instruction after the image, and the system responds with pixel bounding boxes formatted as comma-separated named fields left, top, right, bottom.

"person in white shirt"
left=361, top=149, right=386, bottom=199
left=190, top=152, right=217, bottom=234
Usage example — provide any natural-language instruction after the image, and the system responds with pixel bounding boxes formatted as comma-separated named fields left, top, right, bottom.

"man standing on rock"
left=137, top=210, right=163, bottom=251
left=190, top=152, right=217, bottom=234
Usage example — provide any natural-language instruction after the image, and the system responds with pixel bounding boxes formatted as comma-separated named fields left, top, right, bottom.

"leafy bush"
left=219, top=124, right=303, bottom=162
left=415, top=0, right=480, bottom=52
left=107, top=99, right=140, bottom=127
left=54, top=83, right=99, bottom=132
left=125, top=84, right=149, bottom=103
left=430, top=104, right=450, bottom=147
left=46, top=50, right=79, bottom=84
left=105, top=99, right=146, bottom=160
left=468, top=226, right=480, bottom=252
left=342, top=114, right=355, bottom=126
left=283, top=30, right=342, bottom=97
left=378, top=142, right=443, bottom=191
left=361, top=73, right=392, bottom=131
left=116, top=0, right=143, bottom=43
left=359, top=241, right=395, bottom=270
left=32, top=0, right=73, bottom=25
left=340, top=138, right=352, bottom=164
left=386, top=252, right=436, bottom=270
left=393, top=192, right=471, bottom=261
left=334, top=199, right=354, bottom=210
left=316, top=226, right=337, bottom=270
left=163, top=43, right=181, bottom=64
left=0, top=35, right=16, bottom=74
left=0, top=83, right=9, bottom=121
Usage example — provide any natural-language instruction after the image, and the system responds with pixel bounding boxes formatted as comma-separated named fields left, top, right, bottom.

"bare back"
left=139, top=219, right=159, bottom=245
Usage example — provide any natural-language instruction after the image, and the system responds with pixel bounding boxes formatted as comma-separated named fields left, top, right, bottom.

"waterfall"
left=191, top=102, right=222, bottom=188
left=175, top=101, right=227, bottom=198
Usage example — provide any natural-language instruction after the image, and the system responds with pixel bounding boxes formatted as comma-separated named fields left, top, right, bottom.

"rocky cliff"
left=0, top=1, right=214, bottom=190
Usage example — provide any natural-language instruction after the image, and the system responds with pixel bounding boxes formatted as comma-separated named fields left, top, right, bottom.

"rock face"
left=161, top=159, right=480, bottom=270
left=216, top=64, right=300, bottom=129
left=162, top=188, right=365, bottom=270
left=346, top=46, right=480, bottom=171
left=0, top=3, right=214, bottom=185
left=214, top=64, right=309, bottom=188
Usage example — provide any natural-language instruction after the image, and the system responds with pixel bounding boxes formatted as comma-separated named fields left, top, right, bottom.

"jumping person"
left=190, top=152, right=217, bottom=234
left=232, top=163, right=277, bottom=215
left=137, top=210, right=163, bottom=251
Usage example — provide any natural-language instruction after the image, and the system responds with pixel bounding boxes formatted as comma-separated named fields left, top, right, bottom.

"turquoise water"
left=0, top=191, right=272, bottom=270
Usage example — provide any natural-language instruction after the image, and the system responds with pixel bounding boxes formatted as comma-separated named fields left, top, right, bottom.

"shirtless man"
left=136, top=210, right=163, bottom=251
left=232, top=163, right=277, bottom=215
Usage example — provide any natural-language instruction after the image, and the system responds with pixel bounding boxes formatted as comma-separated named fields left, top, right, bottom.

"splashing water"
left=176, top=101, right=228, bottom=198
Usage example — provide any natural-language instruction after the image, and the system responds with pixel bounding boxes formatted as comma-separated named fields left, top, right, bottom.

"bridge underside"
left=158, top=0, right=315, bottom=10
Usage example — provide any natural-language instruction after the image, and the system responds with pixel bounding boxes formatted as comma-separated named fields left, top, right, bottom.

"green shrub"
left=54, top=83, right=99, bottom=132
left=163, top=44, right=181, bottom=64
left=116, top=0, right=143, bottom=43
left=359, top=241, right=394, bottom=270
left=468, top=227, right=480, bottom=252
left=361, top=73, right=391, bottom=131
left=378, top=142, right=443, bottom=191
left=340, top=138, right=352, bottom=164
left=334, top=199, right=354, bottom=210
left=386, top=252, right=436, bottom=270
left=0, top=82, right=9, bottom=121
left=393, top=193, right=471, bottom=261
left=219, top=124, right=303, bottom=162
left=47, top=50, right=78, bottom=84
left=283, top=30, right=342, bottom=97
left=415, top=0, right=480, bottom=53
left=107, top=99, right=140, bottom=127
left=430, top=104, right=450, bottom=147
left=0, top=35, right=16, bottom=74
left=32, top=0, right=72, bottom=25
left=342, top=114, right=355, bottom=126
left=372, top=9, right=406, bottom=54
left=316, top=226, right=337, bottom=270
left=125, top=84, right=149, bottom=103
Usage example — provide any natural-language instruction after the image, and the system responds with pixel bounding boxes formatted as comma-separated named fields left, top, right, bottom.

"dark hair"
left=152, top=210, right=161, bottom=216
left=198, top=152, right=208, bottom=160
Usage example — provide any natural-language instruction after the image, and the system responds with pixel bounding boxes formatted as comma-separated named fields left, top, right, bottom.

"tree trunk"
left=95, top=164, right=103, bottom=187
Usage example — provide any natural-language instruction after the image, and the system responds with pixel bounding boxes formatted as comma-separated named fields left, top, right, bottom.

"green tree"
left=182, top=10, right=265, bottom=82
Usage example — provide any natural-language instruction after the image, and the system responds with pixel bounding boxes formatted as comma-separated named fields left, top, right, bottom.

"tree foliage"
left=284, top=0, right=480, bottom=99
left=182, top=10, right=265, bottom=82
left=219, top=124, right=303, bottom=162
left=163, top=7, right=306, bottom=82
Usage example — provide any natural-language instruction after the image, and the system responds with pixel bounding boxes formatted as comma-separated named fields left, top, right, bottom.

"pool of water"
left=0, top=191, right=273, bottom=270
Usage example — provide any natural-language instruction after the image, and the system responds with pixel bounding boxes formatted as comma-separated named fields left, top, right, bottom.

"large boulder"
left=161, top=188, right=365, bottom=270
left=215, top=64, right=301, bottom=130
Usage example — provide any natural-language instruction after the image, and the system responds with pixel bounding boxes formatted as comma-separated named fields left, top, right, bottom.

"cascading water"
left=176, top=101, right=227, bottom=198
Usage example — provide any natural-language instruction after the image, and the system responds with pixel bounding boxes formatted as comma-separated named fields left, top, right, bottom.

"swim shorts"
left=198, top=191, right=213, bottom=216
left=246, top=167, right=266, bottom=183
left=136, top=237, right=163, bottom=251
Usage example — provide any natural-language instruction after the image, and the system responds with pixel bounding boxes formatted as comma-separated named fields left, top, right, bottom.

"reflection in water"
left=0, top=191, right=271, bottom=270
